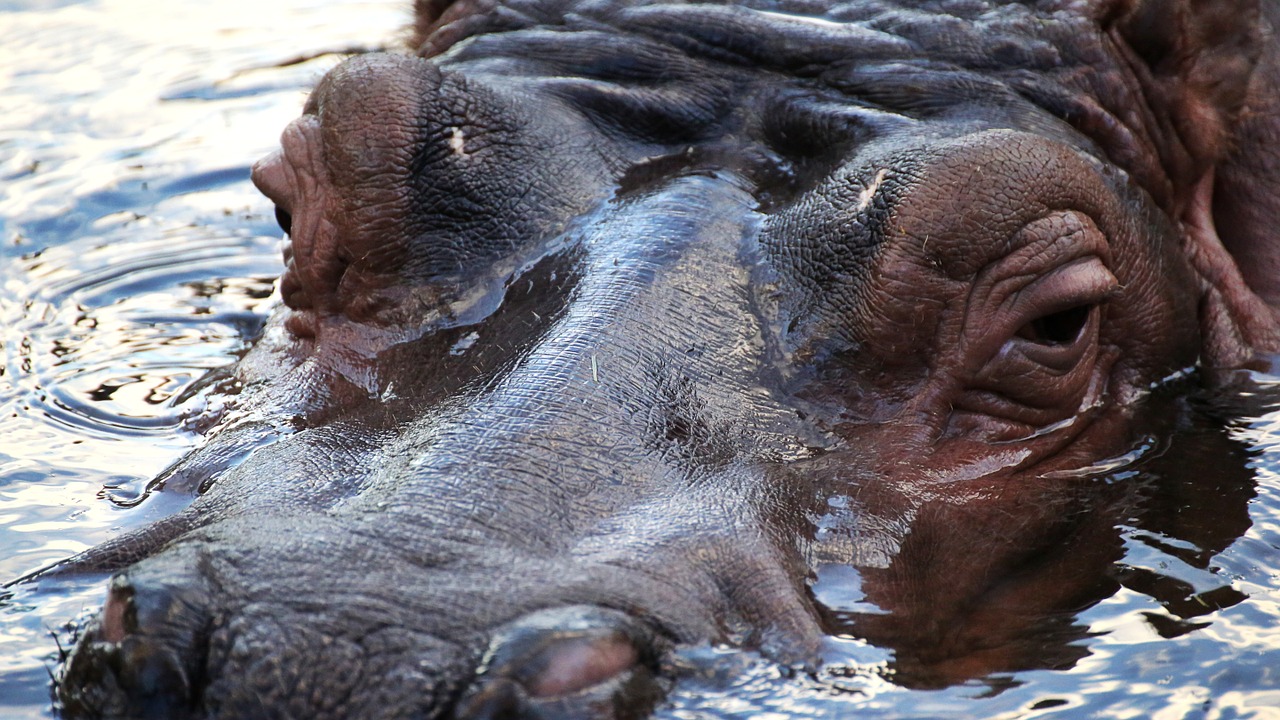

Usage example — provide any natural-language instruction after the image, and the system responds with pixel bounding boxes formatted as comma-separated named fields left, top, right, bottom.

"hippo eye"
left=953, top=248, right=1119, bottom=437
left=274, top=206, right=293, bottom=236
left=1016, top=303, right=1093, bottom=346
left=998, top=256, right=1116, bottom=376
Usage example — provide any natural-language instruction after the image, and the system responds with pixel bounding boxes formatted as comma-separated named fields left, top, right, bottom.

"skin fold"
left=29, top=0, right=1280, bottom=718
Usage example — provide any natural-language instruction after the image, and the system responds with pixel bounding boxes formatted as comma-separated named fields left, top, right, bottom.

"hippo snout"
left=60, top=502, right=815, bottom=719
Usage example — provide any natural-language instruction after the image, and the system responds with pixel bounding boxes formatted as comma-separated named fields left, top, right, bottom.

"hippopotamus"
left=44, top=0, right=1280, bottom=717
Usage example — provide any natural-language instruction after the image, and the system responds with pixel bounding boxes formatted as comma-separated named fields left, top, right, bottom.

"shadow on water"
left=3, top=1, right=1280, bottom=719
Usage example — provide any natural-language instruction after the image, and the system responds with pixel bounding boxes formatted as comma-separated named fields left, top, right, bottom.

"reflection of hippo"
left=48, top=0, right=1280, bottom=717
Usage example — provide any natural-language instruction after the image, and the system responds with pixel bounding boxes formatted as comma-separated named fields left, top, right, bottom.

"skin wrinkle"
left=1095, top=25, right=1172, bottom=186
left=334, top=176, right=772, bottom=555
left=409, top=0, right=1231, bottom=219
left=275, top=117, right=332, bottom=313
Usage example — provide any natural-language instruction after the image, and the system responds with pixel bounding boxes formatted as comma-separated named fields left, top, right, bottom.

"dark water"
left=2, top=2, right=1279, bottom=718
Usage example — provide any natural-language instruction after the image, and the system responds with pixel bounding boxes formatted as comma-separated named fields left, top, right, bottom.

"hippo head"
left=54, top=0, right=1280, bottom=717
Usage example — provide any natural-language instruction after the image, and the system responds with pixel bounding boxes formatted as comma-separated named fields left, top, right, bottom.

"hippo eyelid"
left=1009, top=255, right=1117, bottom=336
left=1013, top=259, right=1120, bottom=346
left=991, top=256, right=1116, bottom=372
left=953, top=217, right=1121, bottom=433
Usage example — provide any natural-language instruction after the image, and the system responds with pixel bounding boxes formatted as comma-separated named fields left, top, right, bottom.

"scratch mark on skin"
left=591, top=354, right=600, bottom=383
left=855, top=168, right=888, bottom=212
left=449, top=126, right=466, bottom=157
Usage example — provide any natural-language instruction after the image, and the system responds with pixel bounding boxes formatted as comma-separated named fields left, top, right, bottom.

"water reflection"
left=654, top=383, right=1280, bottom=718
left=812, top=391, right=1244, bottom=684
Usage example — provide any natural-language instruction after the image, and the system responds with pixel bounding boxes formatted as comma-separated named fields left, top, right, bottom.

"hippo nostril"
left=61, top=611, right=196, bottom=718
left=275, top=205, right=293, bottom=236
left=456, top=606, right=667, bottom=720
left=60, top=563, right=211, bottom=718
left=522, top=633, right=639, bottom=697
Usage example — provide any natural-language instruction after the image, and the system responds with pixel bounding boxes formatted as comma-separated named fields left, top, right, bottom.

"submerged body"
left=44, top=0, right=1280, bottom=717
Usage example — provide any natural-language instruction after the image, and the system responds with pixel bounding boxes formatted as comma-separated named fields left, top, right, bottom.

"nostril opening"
left=479, top=607, right=651, bottom=695
left=275, top=206, right=293, bottom=236
left=525, top=633, right=639, bottom=697
left=457, top=605, right=668, bottom=719
left=101, top=577, right=136, bottom=644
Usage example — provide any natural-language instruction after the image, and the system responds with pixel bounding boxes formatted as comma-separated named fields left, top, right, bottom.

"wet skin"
left=35, top=0, right=1280, bottom=717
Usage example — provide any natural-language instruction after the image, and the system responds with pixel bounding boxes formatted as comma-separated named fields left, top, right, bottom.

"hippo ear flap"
left=412, top=0, right=497, bottom=56
left=1108, top=0, right=1262, bottom=167
left=1103, top=0, right=1280, bottom=366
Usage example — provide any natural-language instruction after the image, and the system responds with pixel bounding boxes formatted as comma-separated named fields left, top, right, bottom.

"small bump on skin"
left=854, top=168, right=888, bottom=212
left=449, top=126, right=467, bottom=157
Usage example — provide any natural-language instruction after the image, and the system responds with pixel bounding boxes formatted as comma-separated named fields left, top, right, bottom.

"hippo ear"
left=1105, top=0, right=1280, bottom=366
left=1109, top=0, right=1262, bottom=170
left=412, top=0, right=499, bottom=56
left=1211, top=5, right=1280, bottom=308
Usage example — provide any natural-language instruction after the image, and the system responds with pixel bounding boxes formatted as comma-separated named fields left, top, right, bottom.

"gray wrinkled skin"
left=40, top=0, right=1280, bottom=718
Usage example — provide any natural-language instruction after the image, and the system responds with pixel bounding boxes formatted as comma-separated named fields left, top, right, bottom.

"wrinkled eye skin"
left=956, top=216, right=1120, bottom=437
left=762, top=130, right=1201, bottom=470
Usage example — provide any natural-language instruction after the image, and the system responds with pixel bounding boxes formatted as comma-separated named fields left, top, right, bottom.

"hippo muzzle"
left=60, top=154, right=830, bottom=716
left=49, top=0, right=1280, bottom=717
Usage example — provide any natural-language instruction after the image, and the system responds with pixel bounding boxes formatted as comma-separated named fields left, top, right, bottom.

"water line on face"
left=1038, top=434, right=1160, bottom=482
